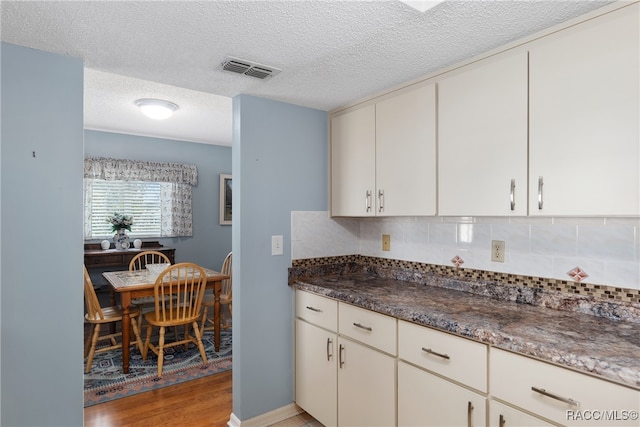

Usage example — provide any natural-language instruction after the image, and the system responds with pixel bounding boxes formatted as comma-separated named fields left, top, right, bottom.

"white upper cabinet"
left=438, top=51, right=528, bottom=216
left=330, top=105, right=376, bottom=217
left=330, top=2, right=639, bottom=218
left=528, top=3, right=640, bottom=216
left=376, top=84, right=437, bottom=216
left=330, top=84, right=436, bottom=217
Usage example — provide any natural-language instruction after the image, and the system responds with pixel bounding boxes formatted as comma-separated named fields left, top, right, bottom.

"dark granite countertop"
left=292, top=273, right=640, bottom=390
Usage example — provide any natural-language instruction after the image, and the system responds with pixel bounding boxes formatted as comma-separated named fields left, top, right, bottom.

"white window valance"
left=84, top=157, right=197, bottom=186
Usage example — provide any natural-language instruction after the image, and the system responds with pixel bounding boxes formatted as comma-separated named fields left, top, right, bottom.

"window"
left=85, top=180, right=162, bottom=238
left=84, top=157, right=197, bottom=239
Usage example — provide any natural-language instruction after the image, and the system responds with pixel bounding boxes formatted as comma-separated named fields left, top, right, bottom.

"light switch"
left=271, top=235, right=284, bottom=256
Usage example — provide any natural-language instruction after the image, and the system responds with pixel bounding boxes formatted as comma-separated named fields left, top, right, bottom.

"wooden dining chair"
left=83, top=265, right=144, bottom=373
left=129, top=250, right=171, bottom=271
left=200, top=252, right=232, bottom=336
left=142, top=262, right=208, bottom=377
left=129, top=250, right=172, bottom=329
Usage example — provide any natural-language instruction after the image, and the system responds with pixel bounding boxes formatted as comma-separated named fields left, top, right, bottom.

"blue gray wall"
left=1, top=43, right=84, bottom=426
left=232, top=95, right=328, bottom=420
left=85, top=130, right=232, bottom=271
left=0, top=42, right=327, bottom=425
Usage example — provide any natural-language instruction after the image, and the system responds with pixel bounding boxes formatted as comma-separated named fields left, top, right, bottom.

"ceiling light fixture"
left=400, top=0, right=443, bottom=13
left=134, top=98, right=179, bottom=120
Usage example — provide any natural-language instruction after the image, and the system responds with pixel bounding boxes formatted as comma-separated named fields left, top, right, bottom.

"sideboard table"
left=84, top=241, right=175, bottom=268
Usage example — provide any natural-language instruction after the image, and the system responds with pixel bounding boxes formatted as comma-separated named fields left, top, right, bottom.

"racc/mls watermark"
left=567, top=410, right=639, bottom=422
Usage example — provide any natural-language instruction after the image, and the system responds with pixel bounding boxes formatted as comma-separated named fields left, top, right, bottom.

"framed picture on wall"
left=219, top=174, right=232, bottom=225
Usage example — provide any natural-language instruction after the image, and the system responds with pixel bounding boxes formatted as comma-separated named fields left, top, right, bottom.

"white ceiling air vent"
left=219, top=56, right=282, bottom=80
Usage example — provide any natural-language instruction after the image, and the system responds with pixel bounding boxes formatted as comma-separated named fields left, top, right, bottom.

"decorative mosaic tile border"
left=291, top=255, right=640, bottom=304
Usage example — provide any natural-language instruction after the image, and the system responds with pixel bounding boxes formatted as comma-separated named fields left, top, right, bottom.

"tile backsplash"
left=291, top=211, right=640, bottom=292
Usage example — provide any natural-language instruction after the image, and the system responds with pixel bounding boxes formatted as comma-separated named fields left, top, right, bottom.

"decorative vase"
left=113, top=229, right=130, bottom=250
left=100, top=240, right=110, bottom=250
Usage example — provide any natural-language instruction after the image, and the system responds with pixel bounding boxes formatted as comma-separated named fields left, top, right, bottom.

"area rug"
left=84, top=329, right=232, bottom=407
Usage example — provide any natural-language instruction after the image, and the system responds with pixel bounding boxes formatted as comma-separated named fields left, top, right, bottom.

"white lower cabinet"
left=337, top=301, right=397, bottom=426
left=295, top=319, right=337, bottom=427
left=337, top=336, right=396, bottom=427
left=398, top=361, right=487, bottom=427
left=295, top=291, right=396, bottom=427
left=489, top=400, right=554, bottom=427
left=491, top=347, right=640, bottom=427
left=398, top=320, right=488, bottom=426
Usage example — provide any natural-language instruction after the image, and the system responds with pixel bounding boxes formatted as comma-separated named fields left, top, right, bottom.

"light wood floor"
left=83, top=370, right=322, bottom=427
left=84, top=370, right=233, bottom=426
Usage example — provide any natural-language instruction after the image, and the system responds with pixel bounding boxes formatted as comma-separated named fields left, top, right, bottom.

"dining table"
left=103, top=267, right=230, bottom=374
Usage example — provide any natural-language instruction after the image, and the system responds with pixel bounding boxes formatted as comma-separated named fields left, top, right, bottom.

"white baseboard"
left=227, top=403, right=304, bottom=427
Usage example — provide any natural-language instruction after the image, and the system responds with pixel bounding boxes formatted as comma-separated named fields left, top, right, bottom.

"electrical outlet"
left=271, top=235, right=284, bottom=256
left=382, top=234, right=391, bottom=251
left=491, top=240, right=505, bottom=262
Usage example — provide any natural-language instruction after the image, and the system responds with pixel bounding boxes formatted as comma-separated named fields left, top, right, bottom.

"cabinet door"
left=376, top=84, right=437, bottom=216
left=439, top=50, right=528, bottom=216
left=295, top=319, right=337, bottom=427
left=337, top=337, right=396, bottom=427
left=529, top=3, right=639, bottom=216
left=489, top=400, right=554, bottom=427
left=398, top=361, right=487, bottom=427
left=330, top=105, right=376, bottom=216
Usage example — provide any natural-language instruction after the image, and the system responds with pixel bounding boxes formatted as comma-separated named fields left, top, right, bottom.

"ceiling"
left=1, top=0, right=615, bottom=147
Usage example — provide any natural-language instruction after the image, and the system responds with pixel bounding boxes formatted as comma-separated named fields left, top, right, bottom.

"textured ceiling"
left=1, top=0, right=615, bottom=146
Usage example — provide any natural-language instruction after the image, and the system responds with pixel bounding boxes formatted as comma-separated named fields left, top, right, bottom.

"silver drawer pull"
left=305, top=306, right=322, bottom=312
left=353, top=322, right=372, bottom=331
left=499, top=414, right=505, bottom=427
left=339, top=344, right=345, bottom=368
left=326, top=338, right=333, bottom=361
left=531, top=386, right=579, bottom=407
left=467, top=401, right=474, bottom=427
left=422, top=347, right=450, bottom=360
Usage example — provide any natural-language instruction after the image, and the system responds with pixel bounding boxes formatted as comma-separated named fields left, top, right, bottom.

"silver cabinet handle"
left=499, top=414, right=505, bottom=427
left=305, top=306, right=321, bottom=312
left=353, top=322, right=372, bottom=331
left=378, top=189, right=384, bottom=213
left=326, top=338, right=333, bottom=361
left=537, top=176, right=544, bottom=210
left=421, top=347, right=450, bottom=360
left=365, top=190, right=372, bottom=212
left=510, top=179, right=516, bottom=211
left=339, top=344, right=345, bottom=368
left=531, top=386, right=579, bottom=407
left=467, top=401, right=474, bottom=427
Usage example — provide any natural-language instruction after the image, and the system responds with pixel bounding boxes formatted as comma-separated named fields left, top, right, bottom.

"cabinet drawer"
left=491, top=348, right=640, bottom=426
left=338, top=303, right=396, bottom=355
left=296, top=291, right=337, bottom=332
left=398, top=320, right=487, bottom=393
